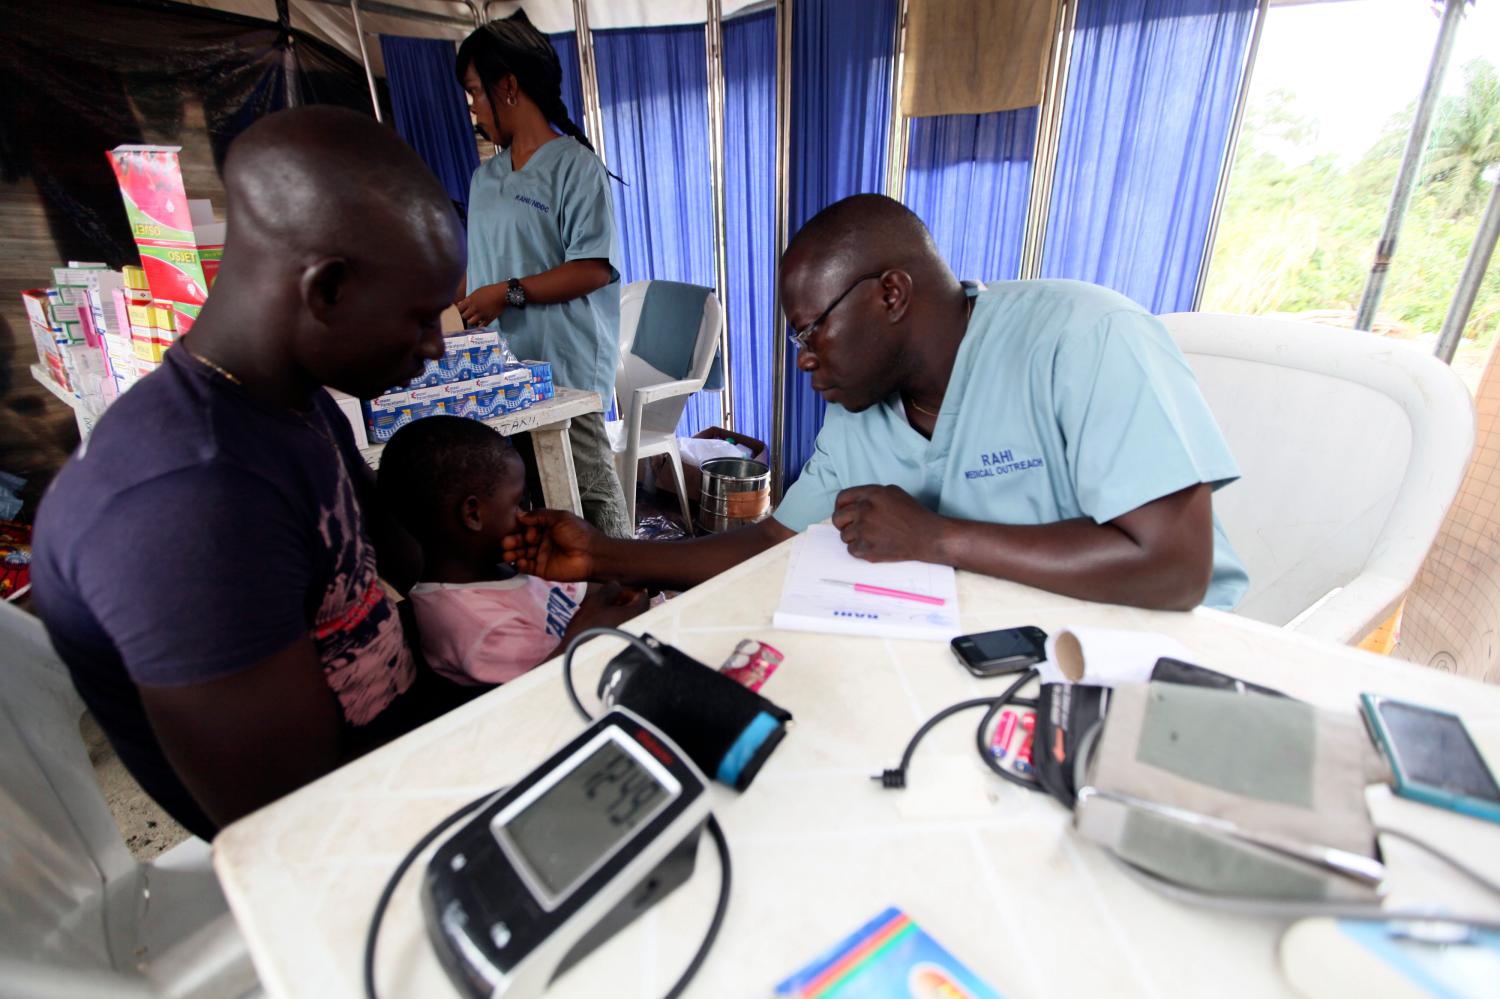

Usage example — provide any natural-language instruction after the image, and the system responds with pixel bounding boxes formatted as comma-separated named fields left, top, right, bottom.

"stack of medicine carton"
left=23, top=262, right=177, bottom=412
left=362, top=329, right=555, bottom=444
left=24, top=146, right=221, bottom=424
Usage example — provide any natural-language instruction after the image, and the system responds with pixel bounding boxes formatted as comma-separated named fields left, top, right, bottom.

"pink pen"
left=820, top=578, right=946, bottom=606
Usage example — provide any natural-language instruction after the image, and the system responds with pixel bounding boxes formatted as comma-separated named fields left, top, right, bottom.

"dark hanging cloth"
left=0, top=0, right=375, bottom=269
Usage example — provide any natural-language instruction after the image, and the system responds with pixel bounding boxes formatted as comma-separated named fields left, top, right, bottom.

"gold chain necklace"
left=181, top=339, right=343, bottom=454
left=904, top=294, right=974, bottom=419
left=181, top=339, right=243, bottom=385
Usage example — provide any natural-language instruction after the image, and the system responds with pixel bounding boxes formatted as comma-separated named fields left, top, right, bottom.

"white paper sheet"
left=772, top=524, right=960, bottom=641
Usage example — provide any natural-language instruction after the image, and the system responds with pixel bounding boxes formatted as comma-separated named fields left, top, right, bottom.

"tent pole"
left=571, top=0, right=609, bottom=170
left=304, top=0, right=473, bottom=30
left=349, top=0, right=383, bottom=123
left=1355, top=0, right=1466, bottom=330
left=770, top=0, right=793, bottom=503
left=1018, top=0, right=1076, bottom=280
left=883, top=0, right=910, bottom=202
left=1190, top=0, right=1269, bottom=312
left=1435, top=179, right=1500, bottom=365
left=706, top=0, right=735, bottom=431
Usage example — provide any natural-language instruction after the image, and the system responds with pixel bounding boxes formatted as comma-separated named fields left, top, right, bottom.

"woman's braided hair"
left=456, top=10, right=619, bottom=180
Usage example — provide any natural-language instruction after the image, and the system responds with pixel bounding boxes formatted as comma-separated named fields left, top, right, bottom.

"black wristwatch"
left=506, top=277, right=527, bottom=309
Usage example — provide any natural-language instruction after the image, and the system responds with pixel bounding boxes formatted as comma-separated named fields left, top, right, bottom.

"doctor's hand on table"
left=831, top=484, right=944, bottom=563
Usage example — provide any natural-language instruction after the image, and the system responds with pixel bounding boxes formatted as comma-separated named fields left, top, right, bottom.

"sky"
left=1250, top=0, right=1500, bottom=165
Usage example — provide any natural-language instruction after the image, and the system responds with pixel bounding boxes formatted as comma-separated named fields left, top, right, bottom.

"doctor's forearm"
left=594, top=517, right=794, bottom=591
left=517, top=259, right=612, bottom=304
left=931, top=506, right=1212, bottom=610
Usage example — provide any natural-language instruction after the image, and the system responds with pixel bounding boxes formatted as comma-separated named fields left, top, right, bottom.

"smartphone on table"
left=1360, top=693, right=1500, bottom=825
left=951, top=626, right=1048, bottom=678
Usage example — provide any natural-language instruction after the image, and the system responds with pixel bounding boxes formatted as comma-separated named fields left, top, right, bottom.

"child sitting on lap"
left=378, top=416, right=645, bottom=685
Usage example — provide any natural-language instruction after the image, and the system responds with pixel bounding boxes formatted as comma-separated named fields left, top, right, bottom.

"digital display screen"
left=500, top=739, right=669, bottom=900
left=969, top=628, right=1044, bottom=663
left=1378, top=700, right=1500, bottom=802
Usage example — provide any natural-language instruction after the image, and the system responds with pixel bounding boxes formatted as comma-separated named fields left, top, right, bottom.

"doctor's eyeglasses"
left=788, top=271, right=885, bottom=351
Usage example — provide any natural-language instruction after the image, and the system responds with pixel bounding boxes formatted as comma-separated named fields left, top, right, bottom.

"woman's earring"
left=506, top=94, right=518, bottom=107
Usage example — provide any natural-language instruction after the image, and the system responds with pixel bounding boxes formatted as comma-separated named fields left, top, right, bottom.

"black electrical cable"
left=364, top=789, right=500, bottom=999
left=562, top=626, right=664, bottom=722
left=666, top=815, right=732, bottom=999
left=874, top=668, right=1042, bottom=791
left=871, top=697, right=996, bottom=789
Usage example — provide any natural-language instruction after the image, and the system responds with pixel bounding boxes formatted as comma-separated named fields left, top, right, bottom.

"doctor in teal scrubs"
left=504, top=195, right=1249, bottom=612
left=453, top=13, right=631, bottom=538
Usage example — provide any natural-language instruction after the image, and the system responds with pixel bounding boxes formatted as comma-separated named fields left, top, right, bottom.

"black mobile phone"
left=951, top=626, right=1048, bottom=677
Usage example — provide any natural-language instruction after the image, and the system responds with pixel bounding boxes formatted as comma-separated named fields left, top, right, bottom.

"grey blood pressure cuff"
left=1074, top=682, right=1392, bottom=901
left=1032, top=658, right=1292, bottom=808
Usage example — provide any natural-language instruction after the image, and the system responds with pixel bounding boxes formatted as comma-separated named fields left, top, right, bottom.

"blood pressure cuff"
left=598, top=634, right=791, bottom=791
left=1032, top=658, right=1292, bottom=808
left=1077, top=682, right=1392, bottom=899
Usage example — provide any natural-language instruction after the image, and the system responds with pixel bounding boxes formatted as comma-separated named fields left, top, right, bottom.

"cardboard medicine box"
left=107, top=146, right=225, bottom=306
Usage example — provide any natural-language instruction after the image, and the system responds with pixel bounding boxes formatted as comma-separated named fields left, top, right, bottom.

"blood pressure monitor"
left=422, top=708, right=711, bottom=998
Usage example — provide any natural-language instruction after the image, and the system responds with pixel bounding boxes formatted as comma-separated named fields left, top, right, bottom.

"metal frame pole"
left=770, top=0, right=793, bottom=502
left=1190, top=0, right=1268, bottom=311
left=571, top=0, right=609, bottom=169
left=1355, top=0, right=1466, bottom=330
left=304, top=0, right=473, bottom=28
left=883, top=0, right=911, bottom=202
left=705, top=0, right=735, bottom=431
left=349, top=0, right=383, bottom=122
left=1018, top=0, right=1076, bottom=280
left=1436, top=180, right=1500, bottom=364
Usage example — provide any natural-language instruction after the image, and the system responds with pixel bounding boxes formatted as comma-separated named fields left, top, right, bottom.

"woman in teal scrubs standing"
left=453, top=13, right=631, bottom=538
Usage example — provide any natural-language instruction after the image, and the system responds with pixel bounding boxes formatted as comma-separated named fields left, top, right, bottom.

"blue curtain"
left=722, top=9, right=777, bottom=448
left=549, top=32, right=586, bottom=137
left=1040, top=0, right=1258, bottom=313
left=378, top=35, right=480, bottom=222
left=904, top=108, right=1037, bottom=284
left=595, top=25, right=721, bottom=436
left=784, top=0, right=897, bottom=484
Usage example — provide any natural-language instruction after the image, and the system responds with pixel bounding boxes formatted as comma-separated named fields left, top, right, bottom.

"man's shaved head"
left=777, top=194, right=960, bottom=414
left=202, top=107, right=465, bottom=401
left=782, top=193, right=943, bottom=286
left=223, top=105, right=458, bottom=265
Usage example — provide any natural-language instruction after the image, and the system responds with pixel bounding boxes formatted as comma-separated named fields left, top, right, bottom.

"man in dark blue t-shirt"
left=32, top=107, right=466, bottom=838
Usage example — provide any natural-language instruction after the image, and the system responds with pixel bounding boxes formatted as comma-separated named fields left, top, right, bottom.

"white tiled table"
left=213, top=537, right=1500, bottom=998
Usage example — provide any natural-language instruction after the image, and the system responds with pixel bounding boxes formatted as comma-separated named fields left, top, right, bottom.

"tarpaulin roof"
left=176, top=0, right=774, bottom=76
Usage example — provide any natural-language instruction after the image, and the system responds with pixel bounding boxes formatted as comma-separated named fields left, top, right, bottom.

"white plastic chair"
left=1159, top=313, right=1475, bottom=645
left=0, top=601, right=260, bottom=998
left=609, top=280, right=725, bottom=530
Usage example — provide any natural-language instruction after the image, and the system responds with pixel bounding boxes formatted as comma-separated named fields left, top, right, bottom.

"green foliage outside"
left=1204, top=58, right=1500, bottom=346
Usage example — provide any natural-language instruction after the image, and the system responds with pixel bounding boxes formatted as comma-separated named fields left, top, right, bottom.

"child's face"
left=476, top=446, right=528, bottom=544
